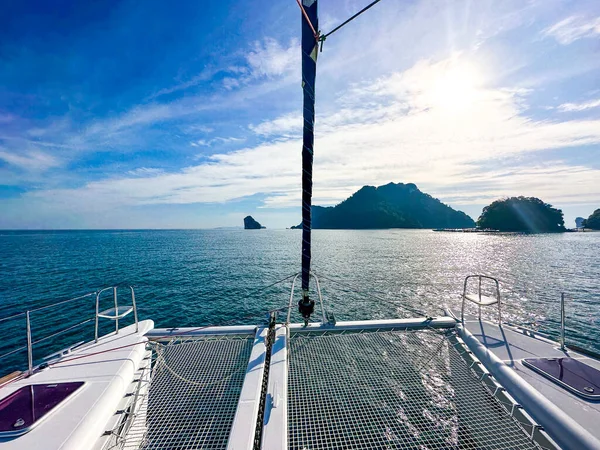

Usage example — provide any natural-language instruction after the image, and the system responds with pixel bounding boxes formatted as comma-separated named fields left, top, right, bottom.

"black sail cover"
left=301, top=0, right=318, bottom=295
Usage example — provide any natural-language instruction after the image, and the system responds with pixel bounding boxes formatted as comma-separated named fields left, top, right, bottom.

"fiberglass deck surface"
left=288, top=329, right=540, bottom=450
left=463, top=318, right=600, bottom=441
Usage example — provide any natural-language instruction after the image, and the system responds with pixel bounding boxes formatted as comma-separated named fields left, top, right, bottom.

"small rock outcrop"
left=244, top=216, right=265, bottom=229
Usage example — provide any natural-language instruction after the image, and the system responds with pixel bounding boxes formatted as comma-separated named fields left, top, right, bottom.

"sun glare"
left=429, top=62, right=483, bottom=114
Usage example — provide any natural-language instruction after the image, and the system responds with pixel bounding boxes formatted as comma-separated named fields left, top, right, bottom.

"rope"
left=295, top=0, right=319, bottom=40
left=151, top=342, right=245, bottom=388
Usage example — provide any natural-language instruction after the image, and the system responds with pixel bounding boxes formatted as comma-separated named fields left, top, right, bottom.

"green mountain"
left=582, top=208, right=600, bottom=229
left=292, top=183, right=475, bottom=229
left=477, top=197, right=565, bottom=232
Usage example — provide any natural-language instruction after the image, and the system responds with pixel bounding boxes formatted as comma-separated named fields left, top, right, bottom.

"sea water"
left=0, top=229, right=598, bottom=372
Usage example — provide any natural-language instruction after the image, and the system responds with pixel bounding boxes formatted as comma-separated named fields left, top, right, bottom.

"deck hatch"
left=523, top=357, right=600, bottom=400
left=124, top=336, right=253, bottom=450
left=0, top=382, right=84, bottom=437
left=288, top=329, right=541, bottom=449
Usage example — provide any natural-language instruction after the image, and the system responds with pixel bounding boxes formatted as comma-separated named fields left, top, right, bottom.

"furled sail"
left=299, top=0, right=319, bottom=321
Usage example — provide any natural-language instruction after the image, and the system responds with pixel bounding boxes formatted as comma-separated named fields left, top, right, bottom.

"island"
left=290, top=182, right=475, bottom=229
left=583, top=209, right=600, bottom=230
left=477, top=197, right=565, bottom=232
left=244, top=216, right=265, bottom=229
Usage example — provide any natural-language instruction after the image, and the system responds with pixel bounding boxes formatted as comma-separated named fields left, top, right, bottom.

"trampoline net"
left=124, top=336, right=253, bottom=450
left=288, top=329, right=541, bottom=450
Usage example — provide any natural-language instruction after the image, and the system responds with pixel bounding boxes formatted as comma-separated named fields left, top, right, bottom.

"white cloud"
left=250, top=113, right=301, bottom=137
left=190, top=137, right=245, bottom=147
left=190, top=139, right=211, bottom=147
left=542, top=15, right=600, bottom=45
left=23, top=57, right=600, bottom=215
left=0, top=149, right=61, bottom=172
left=6, top=0, right=600, bottom=229
left=222, top=77, right=241, bottom=90
left=184, top=124, right=214, bottom=134
left=213, top=137, right=244, bottom=144
left=246, top=38, right=299, bottom=78
left=437, top=163, right=600, bottom=206
left=149, top=67, right=218, bottom=99
left=218, top=38, right=300, bottom=90
left=127, top=167, right=164, bottom=177
left=557, top=98, right=600, bottom=112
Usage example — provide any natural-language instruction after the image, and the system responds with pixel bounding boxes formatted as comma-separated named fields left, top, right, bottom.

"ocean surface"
left=0, top=229, right=598, bottom=373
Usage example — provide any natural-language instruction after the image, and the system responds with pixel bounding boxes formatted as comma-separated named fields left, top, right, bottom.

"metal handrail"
left=0, top=294, right=93, bottom=324
left=286, top=271, right=328, bottom=325
left=0, top=311, right=27, bottom=323
left=0, top=344, right=29, bottom=361
left=461, top=275, right=502, bottom=325
left=0, top=293, right=97, bottom=376
left=462, top=281, right=576, bottom=354
left=28, top=292, right=96, bottom=313
left=0, top=288, right=137, bottom=377
left=31, top=318, right=94, bottom=346
left=95, top=286, right=138, bottom=343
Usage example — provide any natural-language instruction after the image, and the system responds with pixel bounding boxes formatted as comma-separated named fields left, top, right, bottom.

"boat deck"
left=138, top=318, right=551, bottom=450
left=0, top=320, right=153, bottom=450
left=3, top=317, right=600, bottom=449
left=461, top=317, right=600, bottom=442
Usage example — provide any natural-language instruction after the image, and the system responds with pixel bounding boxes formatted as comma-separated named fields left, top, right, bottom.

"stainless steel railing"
left=0, top=287, right=137, bottom=379
left=95, top=286, right=138, bottom=343
left=461, top=275, right=502, bottom=324
left=500, top=291, right=590, bottom=356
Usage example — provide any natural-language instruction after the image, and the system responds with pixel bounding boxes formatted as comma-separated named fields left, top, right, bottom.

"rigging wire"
left=319, top=0, right=384, bottom=48
left=40, top=273, right=299, bottom=369
left=312, top=270, right=430, bottom=318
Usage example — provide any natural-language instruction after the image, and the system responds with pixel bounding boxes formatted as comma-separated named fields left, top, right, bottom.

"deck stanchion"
left=114, top=287, right=119, bottom=334
left=560, top=293, right=566, bottom=351
left=95, top=291, right=100, bottom=343
left=26, top=311, right=33, bottom=376
left=130, top=286, right=138, bottom=333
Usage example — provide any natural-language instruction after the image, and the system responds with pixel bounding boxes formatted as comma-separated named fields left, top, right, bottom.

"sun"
left=429, top=61, right=483, bottom=114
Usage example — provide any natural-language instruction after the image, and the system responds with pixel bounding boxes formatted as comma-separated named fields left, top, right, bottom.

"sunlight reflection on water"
left=0, top=229, right=598, bottom=371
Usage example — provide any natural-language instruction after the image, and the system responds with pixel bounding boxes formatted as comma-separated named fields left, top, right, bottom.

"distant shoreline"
left=1, top=228, right=598, bottom=233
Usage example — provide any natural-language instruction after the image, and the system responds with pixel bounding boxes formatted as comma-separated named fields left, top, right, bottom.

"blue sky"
left=1, top=0, right=599, bottom=229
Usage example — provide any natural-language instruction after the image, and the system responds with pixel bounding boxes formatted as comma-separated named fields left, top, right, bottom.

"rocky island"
left=244, top=216, right=265, bottom=229
left=583, top=209, right=600, bottom=230
left=291, top=182, right=474, bottom=229
left=477, top=197, right=565, bottom=232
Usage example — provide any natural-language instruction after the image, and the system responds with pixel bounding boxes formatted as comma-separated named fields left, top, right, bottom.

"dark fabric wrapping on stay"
left=301, top=0, right=318, bottom=292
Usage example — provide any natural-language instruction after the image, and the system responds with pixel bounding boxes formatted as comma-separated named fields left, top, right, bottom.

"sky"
left=1, top=0, right=599, bottom=229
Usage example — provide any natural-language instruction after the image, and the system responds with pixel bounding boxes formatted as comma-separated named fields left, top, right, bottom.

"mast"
left=298, top=0, right=318, bottom=324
